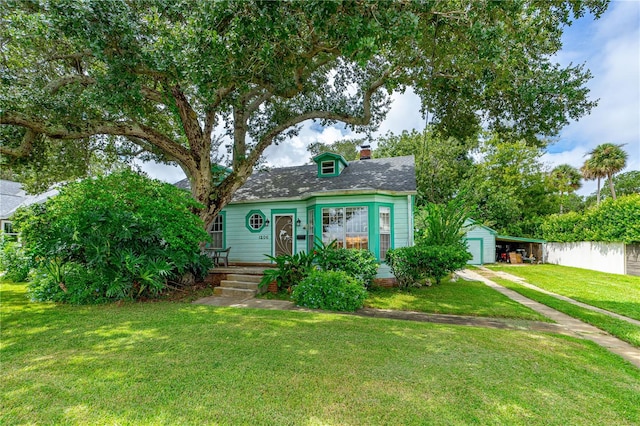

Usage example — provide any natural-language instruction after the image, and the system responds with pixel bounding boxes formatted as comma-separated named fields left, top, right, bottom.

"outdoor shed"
left=463, top=219, right=497, bottom=265
left=495, top=235, right=545, bottom=264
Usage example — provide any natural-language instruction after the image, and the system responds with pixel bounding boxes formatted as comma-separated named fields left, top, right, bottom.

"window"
left=379, top=207, right=391, bottom=260
left=209, top=214, right=224, bottom=249
left=2, top=221, right=14, bottom=235
left=245, top=210, right=266, bottom=232
left=322, top=207, right=368, bottom=249
left=321, top=160, right=335, bottom=175
left=307, top=209, right=315, bottom=253
left=249, top=213, right=264, bottom=230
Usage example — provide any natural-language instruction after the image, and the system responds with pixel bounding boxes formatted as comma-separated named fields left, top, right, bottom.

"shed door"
left=466, top=239, right=483, bottom=265
left=274, top=214, right=294, bottom=257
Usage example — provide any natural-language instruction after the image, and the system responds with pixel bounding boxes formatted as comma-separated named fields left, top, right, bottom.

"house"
left=0, top=180, right=58, bottom=239
left=175, top=151, right=417, bottom=278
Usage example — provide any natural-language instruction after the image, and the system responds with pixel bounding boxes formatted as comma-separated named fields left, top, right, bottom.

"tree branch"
left=0, top=129, right=39, bottom=158
left=1, top=112, right=194, bottom=170
left=45, top=75, right=96, bottom=94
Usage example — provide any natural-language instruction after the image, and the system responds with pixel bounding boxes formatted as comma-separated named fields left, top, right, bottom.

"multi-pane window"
left=379, top=207, right=391, bottom=261
left=321, top=161, right=335, bottom=175
left=307, top=210, right=315, bottom=252
left=322, top=207, right=368, bottom=249
left=248, top=213, right=264, bottom=230
left=209, top=214, right=224, bottom=249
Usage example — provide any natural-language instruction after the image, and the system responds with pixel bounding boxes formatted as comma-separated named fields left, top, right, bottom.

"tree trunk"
left=608, top=173, right=617, bottom=200
left=596, top=177, right=601, bottom=205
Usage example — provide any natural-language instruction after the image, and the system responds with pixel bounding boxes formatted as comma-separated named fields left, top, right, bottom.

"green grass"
left=365, top=277, right=550, bottom=322
left=485, top=264, right=640, bottom=321
left=2, top=281, right=640, bottom=425
left=487, top=276, right=640, bottom=348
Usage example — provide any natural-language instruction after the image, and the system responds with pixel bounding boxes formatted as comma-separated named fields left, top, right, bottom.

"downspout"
left=408, top=195, right=414, bottom=246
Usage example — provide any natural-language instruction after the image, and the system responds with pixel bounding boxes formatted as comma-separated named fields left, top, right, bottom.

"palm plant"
left=585, top=143, right=628, bottom=201
left=581, top=158, right=605, bottom=205
left=550, top=164, right=582, bottom=213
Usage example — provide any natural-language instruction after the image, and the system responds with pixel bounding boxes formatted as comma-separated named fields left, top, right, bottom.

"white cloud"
left=550, top=0, right=639, bottom=195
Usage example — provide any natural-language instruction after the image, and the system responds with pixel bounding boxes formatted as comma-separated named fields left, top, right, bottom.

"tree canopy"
left=0, top=0, right=607, bottom=228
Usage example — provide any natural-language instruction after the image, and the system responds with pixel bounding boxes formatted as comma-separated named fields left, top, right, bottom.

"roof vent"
left=360, top=144, right=371, bottom=160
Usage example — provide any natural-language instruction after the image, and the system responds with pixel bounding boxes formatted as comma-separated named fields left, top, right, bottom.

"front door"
left=274, top=214, right=294, bottom=257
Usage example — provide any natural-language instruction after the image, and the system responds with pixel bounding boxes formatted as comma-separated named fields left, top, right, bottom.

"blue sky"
left=147, top=2, right=639, bottom=197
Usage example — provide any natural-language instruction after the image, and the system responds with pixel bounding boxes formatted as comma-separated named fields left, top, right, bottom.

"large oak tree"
left=0, top=0, right=606, bottom=229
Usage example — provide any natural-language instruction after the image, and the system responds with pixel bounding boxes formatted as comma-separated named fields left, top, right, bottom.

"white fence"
left=544, top=242, right=626, bottom=275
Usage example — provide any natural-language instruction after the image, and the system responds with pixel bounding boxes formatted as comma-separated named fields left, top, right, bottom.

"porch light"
left=265, top=219, right=270, bottom=227
left=296, top=218, right=302, bottom=227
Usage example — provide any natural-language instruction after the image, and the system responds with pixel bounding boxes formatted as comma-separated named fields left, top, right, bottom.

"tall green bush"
left=542, top=194, right=640, bottom=243
left=13, top=170, right=211, bottom=303
left=415, top=196, right=472, bottom=246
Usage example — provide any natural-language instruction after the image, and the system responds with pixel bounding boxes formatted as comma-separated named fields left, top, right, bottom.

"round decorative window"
left=249, top=213, right=264, bottom=230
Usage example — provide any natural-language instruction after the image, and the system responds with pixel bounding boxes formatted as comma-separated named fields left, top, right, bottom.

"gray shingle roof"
left=0, top=180, right=58, bottom=219
left=175, top=156, right=416, bottom=203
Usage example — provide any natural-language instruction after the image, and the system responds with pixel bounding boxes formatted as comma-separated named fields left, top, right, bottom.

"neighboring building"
left=176, top=152, right=417, bottom=277
left=0, top=180, right=58, bottom=239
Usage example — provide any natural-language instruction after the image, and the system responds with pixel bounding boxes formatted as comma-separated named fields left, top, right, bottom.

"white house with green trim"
left=176, top=153, right=417, bottom=278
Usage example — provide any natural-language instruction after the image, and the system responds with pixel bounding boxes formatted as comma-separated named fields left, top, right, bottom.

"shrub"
left=387, top=243, right=471, bottom=287
left=0, top=238, right=32, bottom=282
left=291, top=270, right=367, bottom=312
left=314, top=240, right=379, bottom=288
left=260, top=252, right=315, bottom=291
left=14, top=170, right=211, bottom=303
left=541, top=194, right=640, bottom=243
left=415, top=196, right=472, bottom=246
left=385, top=246, right=425, bottom=288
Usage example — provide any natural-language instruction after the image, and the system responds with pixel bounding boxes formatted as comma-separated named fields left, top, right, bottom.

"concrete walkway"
left=194, top=295, right=569, bottom=334
left=459, top=269, right=640, bottom=369
left=478, top=267, right=640, bottom=327
left=194, top=271, right=640, bottom=369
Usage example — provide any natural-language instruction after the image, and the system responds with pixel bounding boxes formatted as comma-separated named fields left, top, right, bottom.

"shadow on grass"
left=3, top=281, right=640, bottom=425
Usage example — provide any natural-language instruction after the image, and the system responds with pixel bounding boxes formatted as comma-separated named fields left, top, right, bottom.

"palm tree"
left=550, top=164, right=582, bottom=213
left=586, top=143, right=628, bottom=201
left=581, top=158, right=606, bottom=205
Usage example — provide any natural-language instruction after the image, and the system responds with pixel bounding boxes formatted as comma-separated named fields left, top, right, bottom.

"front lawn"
left=365, top=276, right=549, bottom=321
left=485, top=264, right=640, bottom=321
left=2, top=281, right=639, bottom=425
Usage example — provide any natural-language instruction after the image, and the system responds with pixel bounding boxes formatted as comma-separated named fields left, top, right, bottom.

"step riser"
left=226, top=274, right=263, bottom=283
left=213, top=287, right=257, bottom=298
left=220, top=280, right=260, bottom=290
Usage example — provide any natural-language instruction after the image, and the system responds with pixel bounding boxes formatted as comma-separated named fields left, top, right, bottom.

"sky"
left=145, top=1, right=639, bottom=197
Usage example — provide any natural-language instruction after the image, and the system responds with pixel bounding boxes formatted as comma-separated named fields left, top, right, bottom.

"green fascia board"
left=496, top=235, right=546, bottom=243
left=312, top=152, right=349, bottom=168
left=227, top=189, right=417, bottom=205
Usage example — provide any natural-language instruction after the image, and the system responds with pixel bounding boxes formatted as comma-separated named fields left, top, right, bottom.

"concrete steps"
left=213, top=273, right=265, bottom=298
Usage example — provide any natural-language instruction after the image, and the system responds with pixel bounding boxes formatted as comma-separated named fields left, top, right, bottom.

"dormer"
left=312, top=152, right=349, bottom=178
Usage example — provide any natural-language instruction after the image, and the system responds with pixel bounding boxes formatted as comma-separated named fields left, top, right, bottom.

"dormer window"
left=313, top=152, right=349, bottom=178
left=321, top=161, right=335, bottom=175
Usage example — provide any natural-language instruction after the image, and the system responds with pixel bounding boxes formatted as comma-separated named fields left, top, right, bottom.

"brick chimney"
left=359, top=144, right=371, bottom=160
